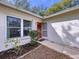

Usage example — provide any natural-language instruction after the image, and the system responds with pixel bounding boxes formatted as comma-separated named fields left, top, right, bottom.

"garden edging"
left=17, top=45, right=42, bottom=59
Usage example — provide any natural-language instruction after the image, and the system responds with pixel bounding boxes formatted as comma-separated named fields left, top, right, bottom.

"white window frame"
left=7, top=16, right=21, bottom=38
left=23, top=20, right=32, bottom=37
left=7, top=16, right=32, bottom=39
left=42, top=22, right=47, bottom=37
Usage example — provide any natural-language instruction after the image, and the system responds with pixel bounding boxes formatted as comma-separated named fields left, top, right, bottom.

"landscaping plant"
left=29, top=30, right=38, bottom=45
left=5, top=38, right=23, bottom=56
left=4, top=30, right=38, bottom=58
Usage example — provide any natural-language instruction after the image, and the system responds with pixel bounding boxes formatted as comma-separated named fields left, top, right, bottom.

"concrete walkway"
left=38, top=40, right=79, bottom=59
left=18, top=45, right=72, bottom=59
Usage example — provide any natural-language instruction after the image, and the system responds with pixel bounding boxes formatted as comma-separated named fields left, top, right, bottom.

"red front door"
left=37, top=22, right=42, bottom=39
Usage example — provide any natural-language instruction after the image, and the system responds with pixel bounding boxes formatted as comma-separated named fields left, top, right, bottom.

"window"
left=23, top=20, right=31, bottom=36
left=42, top=23, right=47, bottom=37
left=7, top=16, right=21, bottom=38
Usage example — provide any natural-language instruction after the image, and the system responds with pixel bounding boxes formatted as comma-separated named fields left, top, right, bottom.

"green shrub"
left=29, top=30, right=38, bottom=45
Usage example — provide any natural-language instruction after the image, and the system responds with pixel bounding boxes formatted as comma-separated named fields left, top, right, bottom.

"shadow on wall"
left=51, top=20, right=79, bottom=48
left=61, top=22, right=79, bottom=48
left=50, top=25, right=64, bottom=44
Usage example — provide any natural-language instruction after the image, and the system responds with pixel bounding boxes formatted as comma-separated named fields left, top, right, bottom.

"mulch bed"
left=0, top=43, right=40, bottom=59
left=20, top=45, right=73, bottom=59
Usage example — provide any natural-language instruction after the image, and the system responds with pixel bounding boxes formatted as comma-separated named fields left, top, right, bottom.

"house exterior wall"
left=0, top=4, right=42, bottom=52
left=44, top=9, right=79, bottom=48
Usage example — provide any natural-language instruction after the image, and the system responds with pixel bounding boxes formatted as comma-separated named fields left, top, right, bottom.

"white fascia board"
left=0, top=1, right=43, bottom=19
left=0, top=1, right=79, bottom=19
left=44, top=5, right=79, bottom=19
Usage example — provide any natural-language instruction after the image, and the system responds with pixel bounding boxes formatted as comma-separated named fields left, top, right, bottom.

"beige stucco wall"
left=0, top=4, right=42, bottom=52
left=44, top=9, right=79, bottom=48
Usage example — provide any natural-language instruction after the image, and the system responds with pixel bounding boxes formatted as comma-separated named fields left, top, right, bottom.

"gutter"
left=44, top=5, right=79, bottom=19
left=0, top=1, right=79, bottom=20
left=0, top=1, right=43, bottom=19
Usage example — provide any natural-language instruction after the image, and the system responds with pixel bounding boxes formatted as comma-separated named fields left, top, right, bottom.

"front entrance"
left=37, top=22, right=42, bottom=39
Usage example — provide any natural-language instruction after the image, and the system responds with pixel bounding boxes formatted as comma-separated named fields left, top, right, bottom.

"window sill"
left=22, top=36, right=30, bottom=39
left=7, top=36, right=30, bottom=40
left=21, top=36, right=31, bottom=40
left=8, top=37, right=21, bottom=40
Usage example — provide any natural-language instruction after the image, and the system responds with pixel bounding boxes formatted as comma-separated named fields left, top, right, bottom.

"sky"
left=8, top=0, right=61, bottom=8
left=29, top=0, right=61, bottom=8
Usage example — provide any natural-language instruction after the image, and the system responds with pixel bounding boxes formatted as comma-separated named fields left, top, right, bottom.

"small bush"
left=29, top=30, right=38, bottom=45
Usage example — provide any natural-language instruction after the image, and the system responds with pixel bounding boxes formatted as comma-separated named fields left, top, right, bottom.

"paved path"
left=38, top=40, right=79, bottom=59
left=18, top=45, right=72, bottom=59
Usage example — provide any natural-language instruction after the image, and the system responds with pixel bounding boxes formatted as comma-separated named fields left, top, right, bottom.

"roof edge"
left=44, top=5, right=79, bottom=19
left=0, top=1, right=43, bottom=19
left=0, top=1, right=79, bottom=19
